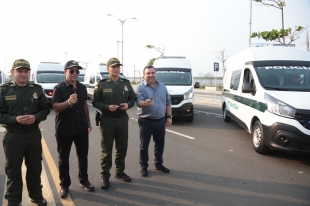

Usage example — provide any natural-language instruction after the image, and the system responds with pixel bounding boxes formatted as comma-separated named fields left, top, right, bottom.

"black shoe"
left=80, top=180, right=95, bottom=192
left=59, top=187, right=69, bottom=199
left=155, top=164, right=170, bottom=173
left=101, top=179, right=110, bottom=190
left=140, top=168, right=147, bottom=177
left=115, top=172, right=131, bottom=182
left=31, top=197, right=47, bottom=206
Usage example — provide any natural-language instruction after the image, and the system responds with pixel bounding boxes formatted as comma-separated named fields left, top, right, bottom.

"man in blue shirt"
left=135, top=65, right=172, bottom=177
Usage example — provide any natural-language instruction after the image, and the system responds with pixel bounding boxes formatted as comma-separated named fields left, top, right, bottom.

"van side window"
left=90, top=76, right=95, bottom=84
left=230, top=70, right=241, bottom=90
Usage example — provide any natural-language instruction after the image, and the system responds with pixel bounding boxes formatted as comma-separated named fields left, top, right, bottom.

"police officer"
left=92, top=58, right=136, bottom=190
left=0, top=59, right=50, bottom=206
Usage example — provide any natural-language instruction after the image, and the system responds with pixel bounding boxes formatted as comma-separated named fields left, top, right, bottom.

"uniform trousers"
left=99, top=114, right=129, bottom=179
left=138, top=117, right=166, bottom=169
left=56, top=132, right=89, bottom=188
left=3, top=128, right=43, bottom=205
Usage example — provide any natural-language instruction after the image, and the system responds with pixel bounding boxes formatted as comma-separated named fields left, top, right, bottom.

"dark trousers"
left=100, top=114, right=129, bottom=179
left=138, top=117, right=166, bottom=168
left=56, top=132, right=89, bottom=188
left=2, top=128, right=43, bottom=205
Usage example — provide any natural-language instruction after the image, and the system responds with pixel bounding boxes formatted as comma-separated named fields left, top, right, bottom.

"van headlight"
left=184, top=88, right=194, bottom=100
left=264, top=93, right=296, bottom=118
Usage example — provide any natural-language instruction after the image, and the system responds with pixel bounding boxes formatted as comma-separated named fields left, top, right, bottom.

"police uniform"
left=92, top=76, right=136, bottom=180
left=0, top=59, right=50, bottom=206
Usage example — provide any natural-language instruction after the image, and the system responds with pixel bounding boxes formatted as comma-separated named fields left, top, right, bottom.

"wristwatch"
left=166, top=115, right=172, bottom=119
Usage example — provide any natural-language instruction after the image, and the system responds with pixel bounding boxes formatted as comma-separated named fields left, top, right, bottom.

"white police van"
left=222, top=46, right=310, bottom=154
left=153, top=56, right=195, bottom=122
left=32, top=62, right=65, bottom=104
left=84, top=65, right=126, bottom=99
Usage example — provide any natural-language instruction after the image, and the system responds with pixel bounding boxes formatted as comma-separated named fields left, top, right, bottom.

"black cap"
left=64, top=60, right=83, bottom=70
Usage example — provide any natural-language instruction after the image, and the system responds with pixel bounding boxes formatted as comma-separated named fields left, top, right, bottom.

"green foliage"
left=251, top=26, right=304, bottom=44
left=148, top=58, right=156, bottom=66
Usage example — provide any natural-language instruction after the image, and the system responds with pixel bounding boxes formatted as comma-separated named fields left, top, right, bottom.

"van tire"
left=223, top=106, right=231, bottom=122
left=252, top=121, right=270, bottom=154
left=186, top=114, right=194, bottom=122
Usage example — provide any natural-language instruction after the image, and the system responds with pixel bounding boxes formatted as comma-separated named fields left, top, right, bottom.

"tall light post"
left=117, top=40, right=120, bottom=59
left=107, top=14, right=137, bottom=73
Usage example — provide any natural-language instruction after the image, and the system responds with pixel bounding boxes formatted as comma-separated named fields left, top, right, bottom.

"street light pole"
left=117, top=40, right=120, bottom=59
left=107, top=14, right=136, bottom=73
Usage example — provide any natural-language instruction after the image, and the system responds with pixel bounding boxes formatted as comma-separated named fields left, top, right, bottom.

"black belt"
left=102, top=112, right=127, bottom=118
left=144, top=117, right=164, bottom=122
left=5, top=126, right=38, bottom=134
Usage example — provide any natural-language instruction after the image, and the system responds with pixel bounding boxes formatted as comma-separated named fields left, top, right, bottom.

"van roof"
left=153, top=57, right=191, bottom=69
left=37, top=63, right=64, bottom=71
left=227, top=47, right=310, bottom=69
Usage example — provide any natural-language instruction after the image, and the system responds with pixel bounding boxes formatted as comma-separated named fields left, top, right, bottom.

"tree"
left=214, top=49, right=229, bottom=76
left=206, top=73, right=215, bottom=85
left=251, top=0, right=305, bottom=44
left=145, top=44, right=166, bottom=65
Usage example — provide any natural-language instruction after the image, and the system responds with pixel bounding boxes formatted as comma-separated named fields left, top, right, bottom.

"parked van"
left=84, top=65, right=126, bottom=99
left=222, top=46, right=310, bottom=154
left=153, top=56, right=195, bottom=122
left=0, top=68, right=5, bottom=84
left=32, top=62, right=65, bottom=104
left=78, top=69, right=86, bottom=84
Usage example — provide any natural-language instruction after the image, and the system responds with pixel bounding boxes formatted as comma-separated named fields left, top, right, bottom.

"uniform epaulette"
left=98, top=78, right=109, bottom=82
left=120, top=77, right=129, bottom=82
left=29, top=81, right=42, bottom=87
left=1, top=81, right=11, bottom=86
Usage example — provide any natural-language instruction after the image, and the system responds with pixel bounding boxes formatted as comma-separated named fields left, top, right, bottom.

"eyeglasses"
left=69, top=69, right=80, bottom=74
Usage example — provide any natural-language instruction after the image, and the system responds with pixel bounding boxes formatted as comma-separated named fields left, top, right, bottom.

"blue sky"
left=0, top=0, right=309, bottom=76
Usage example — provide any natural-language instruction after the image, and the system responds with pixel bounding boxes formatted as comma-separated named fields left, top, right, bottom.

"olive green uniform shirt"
left=0, top=81, right=50, bottom=128
left=92, top=77, right=136, bottom=113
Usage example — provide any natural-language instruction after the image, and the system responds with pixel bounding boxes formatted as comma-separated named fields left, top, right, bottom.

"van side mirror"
left=242, top=82, right=255, bottom=94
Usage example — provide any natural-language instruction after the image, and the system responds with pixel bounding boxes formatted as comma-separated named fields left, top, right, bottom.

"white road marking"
left=131, top=118, right=195, bottom=140
left=194, top=110, right=222, bottom=117
left=166, top=129, right=195, bottom=140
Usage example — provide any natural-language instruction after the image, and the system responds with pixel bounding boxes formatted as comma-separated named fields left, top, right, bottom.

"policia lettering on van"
left=222, top=46, right=310, bottom=156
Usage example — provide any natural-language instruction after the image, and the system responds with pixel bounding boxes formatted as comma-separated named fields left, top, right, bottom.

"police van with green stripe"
left=222, top=46, right=310, bottom=154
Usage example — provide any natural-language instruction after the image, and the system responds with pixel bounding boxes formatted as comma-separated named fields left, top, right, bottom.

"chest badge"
left=124, top=86, right=128, bottom=91
left=33, top=92, right=38, bottom=99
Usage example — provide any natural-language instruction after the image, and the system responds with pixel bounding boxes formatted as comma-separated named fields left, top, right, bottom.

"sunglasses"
left=69, top=69, right=80, bottom=74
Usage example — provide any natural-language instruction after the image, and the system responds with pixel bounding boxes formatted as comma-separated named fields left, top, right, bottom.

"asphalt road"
left=1, top=94, right=310, bottom=206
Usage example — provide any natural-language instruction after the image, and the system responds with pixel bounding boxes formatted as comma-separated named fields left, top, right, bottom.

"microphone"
left=24, top=107, right=29, bottom=115
left=73, top=87, right=77, bottom=94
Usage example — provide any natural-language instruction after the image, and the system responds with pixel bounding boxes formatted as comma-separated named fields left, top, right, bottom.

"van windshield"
left=37, top=71, right=65, bottom=83
left=156, top=70, right=192, bottom=85
left=255, top=65, right=310, bottom=91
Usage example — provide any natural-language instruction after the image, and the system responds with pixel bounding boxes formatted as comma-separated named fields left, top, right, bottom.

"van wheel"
left=223, top=106, right=231, bottom=122
left=186, top=113, right=194, bottom=122
left=252, top=121, right=270, bottom=154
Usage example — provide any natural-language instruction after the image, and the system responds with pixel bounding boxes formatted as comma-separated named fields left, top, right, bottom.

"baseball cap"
left=107, top=58, right=122, bottom=67
left=12, top=59, right=31, bottom=70
left=64, top=60, right=83, bottom=70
